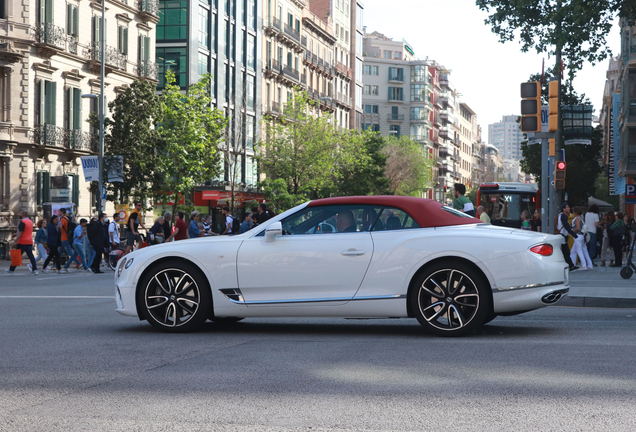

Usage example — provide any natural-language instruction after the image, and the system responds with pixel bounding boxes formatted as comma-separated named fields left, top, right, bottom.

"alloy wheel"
left=144, top=268, right=201, bottom=328
left=416, top=268, right=480, bottom=332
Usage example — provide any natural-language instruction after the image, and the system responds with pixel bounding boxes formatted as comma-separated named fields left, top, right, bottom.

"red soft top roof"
left=308, top=196, right=481, bottom=228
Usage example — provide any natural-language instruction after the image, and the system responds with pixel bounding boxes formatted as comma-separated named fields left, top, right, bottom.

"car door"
left=236, top=204, right=380, bottom=304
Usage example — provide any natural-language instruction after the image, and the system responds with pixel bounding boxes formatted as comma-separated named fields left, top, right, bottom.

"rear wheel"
left=137, top=261, right=211, bottom=333
left=106, top=254, right=119, bottom=271
left=410, top=261, right=491, bottom=336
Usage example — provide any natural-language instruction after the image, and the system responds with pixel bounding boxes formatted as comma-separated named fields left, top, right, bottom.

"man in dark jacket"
left=87, top=213, right=106, bottom=274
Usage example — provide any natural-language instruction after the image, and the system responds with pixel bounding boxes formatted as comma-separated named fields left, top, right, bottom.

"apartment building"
left=350, top=1, right=364, bottom=129
left=487, top=114, right=524, bottom=161
left=458, top=103, right=478, bottom=187
left=157, top=0, right=262, bottom=200
left=0, top=0, right=158, bottom=251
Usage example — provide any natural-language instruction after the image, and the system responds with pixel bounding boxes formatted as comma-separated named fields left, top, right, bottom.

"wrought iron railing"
left=84, top=42, right=127, bottom=71
left=34, top=23, right=67, bottom=50
left=32, top=124, right=67, bottom=148
left=137, top=59, right=158, bottom=79
left=68, top=129, right=98, bottom=152
left=281, top=65, right=299, bottom=81
left=283, top=23, right=300, bottom=43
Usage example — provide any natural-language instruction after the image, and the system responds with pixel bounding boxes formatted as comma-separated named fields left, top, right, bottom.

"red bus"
left=477, top=182, right=540, bottom=229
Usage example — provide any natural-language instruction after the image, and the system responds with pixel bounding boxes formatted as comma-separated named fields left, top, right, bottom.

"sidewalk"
left=1, top=257, right=635, bottom=307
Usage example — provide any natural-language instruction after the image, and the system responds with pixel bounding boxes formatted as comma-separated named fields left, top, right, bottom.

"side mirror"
left=264, top=221, right=282, bottom=243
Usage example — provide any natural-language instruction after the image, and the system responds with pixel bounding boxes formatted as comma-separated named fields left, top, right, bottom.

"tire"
left=137, top=261, right=211, bottom=333
left=620, top=267, right=633, bottom=279
left=410, top=261, right=492, bottom=336
left=106, top=254, right=118, bottom=271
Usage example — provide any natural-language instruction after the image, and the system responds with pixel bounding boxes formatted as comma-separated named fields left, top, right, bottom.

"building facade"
left=351, top=0, right=363, bottom=129
left=487, top=114, right=524, bottom=161
left=157, top=0, right=261, bottom=195
left=0, top=0, right=159, bottom=253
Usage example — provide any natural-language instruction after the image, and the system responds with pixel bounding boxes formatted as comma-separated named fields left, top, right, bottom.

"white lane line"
left=0, top=296, right=112, bottom=299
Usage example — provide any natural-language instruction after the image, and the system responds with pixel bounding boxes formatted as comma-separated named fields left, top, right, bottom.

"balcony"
left=264, top=59, right=281, bottom=78
left=137, top=0, right=159, bottom=21
left=439, top=128, right=450, bottom=138
left=411, top=135, right=428, bottom=143
left=439, top=148, right=450, bottom=158
left=33, top=23, right=78, bottom=57
left=31, top=124, right=97, bottom=152
left=278, top=22, right=303, bottom=52
left=336, top=92, right=352, bottom=107
left=280, top=64, right=300, bottom=84
left=387, top=114, right=405, bottom=122
left=440, top=111, right=450, bottom=122
left=84, top=42, right=127, bottom=74
left=265, top=17, right=282, bottom=35
left=136, top=59, right=158, bottom=80
left=388, top=74, right=404, bottom=83
left=265, top=102, right=281, bottom=117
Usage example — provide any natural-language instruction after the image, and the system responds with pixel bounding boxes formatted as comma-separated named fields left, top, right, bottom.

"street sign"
left=101, top=185, right=107, bottom=200
left=626, top=184, right=636, bottom=204
left=116, top=204, right=129, bottom=225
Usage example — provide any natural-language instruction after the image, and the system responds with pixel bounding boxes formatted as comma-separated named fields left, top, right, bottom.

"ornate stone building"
left=0, top=0, right=158, bottom=256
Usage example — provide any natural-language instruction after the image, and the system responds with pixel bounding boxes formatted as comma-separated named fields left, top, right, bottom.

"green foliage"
left=157, top=70, right=227, bottom=212
left=593, top=171, right=620, bottom=209
left=88, top=79, right=164, bottom=205
left=384, top=136, right=435, bottom=196
left=476, top=0, right=623, bottom=77
left=465, top=187, right=478, bottom=205
left=258, top=178, right=308, bottom=213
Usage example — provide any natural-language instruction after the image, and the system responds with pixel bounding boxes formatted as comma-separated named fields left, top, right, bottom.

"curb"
left=555, top=296, right=636, bottom=308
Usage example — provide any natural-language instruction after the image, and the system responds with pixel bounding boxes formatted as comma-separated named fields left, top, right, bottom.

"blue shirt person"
left=188, top=211, right=202, bottom=239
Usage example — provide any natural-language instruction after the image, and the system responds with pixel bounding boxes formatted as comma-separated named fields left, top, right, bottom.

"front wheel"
left=106, top=254, right=119, bottom=271
left=137, top=261, right=211, bottom=332
left=620, top=266, right=633, bottom=279
left=410, top=261, right=491, bottom=336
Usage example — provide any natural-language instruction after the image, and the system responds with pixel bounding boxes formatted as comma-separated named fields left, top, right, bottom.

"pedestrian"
left=240, top=213, right=252, bottom=233
left=188, top=211, right=203, bottom=238
left=123, top=201, right=146, bottom=257
left=167, top=211, right=188, bottom=241
left=102, top=217, right=110, bottom=264
left=557, top=203, right=579, bottom=271
left=585, top=204, right=600, bottom=261
left=59, top=208, right=81, bottom=272
left=609, top=211, right=626, bottom=267
left=476, top=206, right=491, bottom=223
left=453, top=183, right=475, bottom=216
left=87, top=213, right=106, bottom=273
left=521, top=210, right=532, bottom=230
left=257, top=203, right=271, bottom=224
left=570, top=207, right=593, bottom=270
left=70, top=219, right=90, bottom=272
left=149, top=216, right=166, bottom=244
left=109, top=213, right=121, bottom=251
left=202, top=215, right=212, bottom=234
left=531, top=209, right=542, bottom=232
left=222, top=207, right=233, bottom=235
left=5, top=210, right=38, bottom=275
left=85, top=217, right=97, bottom=269
left=600, top=212, right=615, bottom=266
left=162, top=211, right=173, bottom=241
left=33, top=219, right=48, bottom=267
left=42, top=215, right=61, bottom=273
left=251, top=206, right=260, bottom=226
left=622, top=214, right=633, bottom=264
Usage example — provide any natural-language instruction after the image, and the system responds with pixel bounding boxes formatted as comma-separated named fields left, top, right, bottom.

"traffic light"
left=555, top=161, right=566, bottom=189
left=520, top=81, right=541, bottom=132
left=548, top=81, right=559, bottom=133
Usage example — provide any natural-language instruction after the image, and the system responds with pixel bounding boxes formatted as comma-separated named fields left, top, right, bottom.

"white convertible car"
left=115, top=196, right=569, bottom=336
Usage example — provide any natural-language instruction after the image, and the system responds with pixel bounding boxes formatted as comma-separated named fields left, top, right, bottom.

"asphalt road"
left=1, top=269, right=636, bottom=431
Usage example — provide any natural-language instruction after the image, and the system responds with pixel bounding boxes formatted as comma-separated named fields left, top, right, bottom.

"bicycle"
left=106, top=233, right=148, bottom=271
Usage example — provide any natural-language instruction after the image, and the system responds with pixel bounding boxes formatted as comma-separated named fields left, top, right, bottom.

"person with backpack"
left=221, top=207, right=240, bottom=235
left=5, top=210, right=38, bottom=275
left=42, top=215, right=61, bottom=273
left=59, top=210, right=82, bottom=273
left=570, top=207, right=593, bottom=270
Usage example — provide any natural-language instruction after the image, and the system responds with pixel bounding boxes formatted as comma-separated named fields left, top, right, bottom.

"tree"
left=221, top=87, right=248, bottom=213
left=88, top=79, right=164, bottom=205
left=476, top=0, right=632, bottom=77
left=158, top=70, right=227, bottom=214
left=383, top=136, right=435, bottom=196
left=330, top=132, right=390, bottom=196
left=520, top=72, right=602, bottom=205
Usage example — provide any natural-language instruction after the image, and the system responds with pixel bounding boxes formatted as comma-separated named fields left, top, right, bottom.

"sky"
left=361, top=0, right=621, bottom=144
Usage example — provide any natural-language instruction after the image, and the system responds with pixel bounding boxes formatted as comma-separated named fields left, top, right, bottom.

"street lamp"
left=81, top=0, right=105, bottom=212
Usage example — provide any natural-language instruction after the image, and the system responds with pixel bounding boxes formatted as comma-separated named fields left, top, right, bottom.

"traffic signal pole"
left=541, top=139, right=549, bottom=233
left=550, top=0, right=563, bottom=235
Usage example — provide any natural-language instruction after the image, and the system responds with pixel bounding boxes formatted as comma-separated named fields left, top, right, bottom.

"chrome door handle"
left=341, top=249, right=365, bottom=256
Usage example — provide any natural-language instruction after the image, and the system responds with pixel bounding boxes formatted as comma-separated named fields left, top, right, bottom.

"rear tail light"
left=529, top=244, right=553, bottom=256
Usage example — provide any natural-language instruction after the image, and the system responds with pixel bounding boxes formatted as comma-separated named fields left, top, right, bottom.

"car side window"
left=372, top=207, right=420, bottom=231
left=281, top=205, right=382, bottom=235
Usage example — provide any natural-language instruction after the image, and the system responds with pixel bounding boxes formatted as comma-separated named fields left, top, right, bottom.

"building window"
left=157, top=47, right=187, bottom=89
left=157, top=0, right=188, bottom=41
left=383, top=50, right=391, bottom=59
left=372, top=124, right=380, bottom=132
left=245, top=115, right=254, bottom=150
left=199, top=6, right=209, bottom=49
left=364, top=104, right=378, bottom=114
left=364, top=65, right=371, bottom=75
left=410, top=84, right=427, bottom=102
left=66, top=4, right=79, bottom=36
left=39, top=0, right=53, bottom=23
left=66, top=87, right=82, bottom=130
left=0, top=67, right=9, bottom=122
left=245, top=156, right=257, bottom=186
left=388, top=67, right=403, bottom=81
left=388, top=87, right=403, bottom=101
left=198, top=52, right=209, bottom=79
left=389, top=124, right=400, bottom=137
left=246, top=34, right=255, bottom=70
left=245, top=74, right=254, bottom=110
left=118, top=25, right=128, bottom=55
left=36, top=80, right=57, bottom=126
left=362, top=123, right=371, bottom=131
left=410, top=107, right=427, bottom=120
left=246, top=0, right=255, bottom=29
left=363, top=85, right=378, bottom=95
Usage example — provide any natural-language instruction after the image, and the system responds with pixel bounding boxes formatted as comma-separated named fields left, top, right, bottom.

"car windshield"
left=480, top=192, right=536, bottom=228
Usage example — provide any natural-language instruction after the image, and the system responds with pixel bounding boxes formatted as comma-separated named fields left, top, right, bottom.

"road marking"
left=0, top=296, right=112, bottom=299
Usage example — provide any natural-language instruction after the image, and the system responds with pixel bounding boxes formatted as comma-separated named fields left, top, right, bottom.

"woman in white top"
left=584, top=204, right=600, bottom=261
left=571, top=207, right=593, bottom=269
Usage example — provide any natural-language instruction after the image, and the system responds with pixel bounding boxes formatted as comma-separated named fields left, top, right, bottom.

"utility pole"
left=550, top=0, right=563, bottom=234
